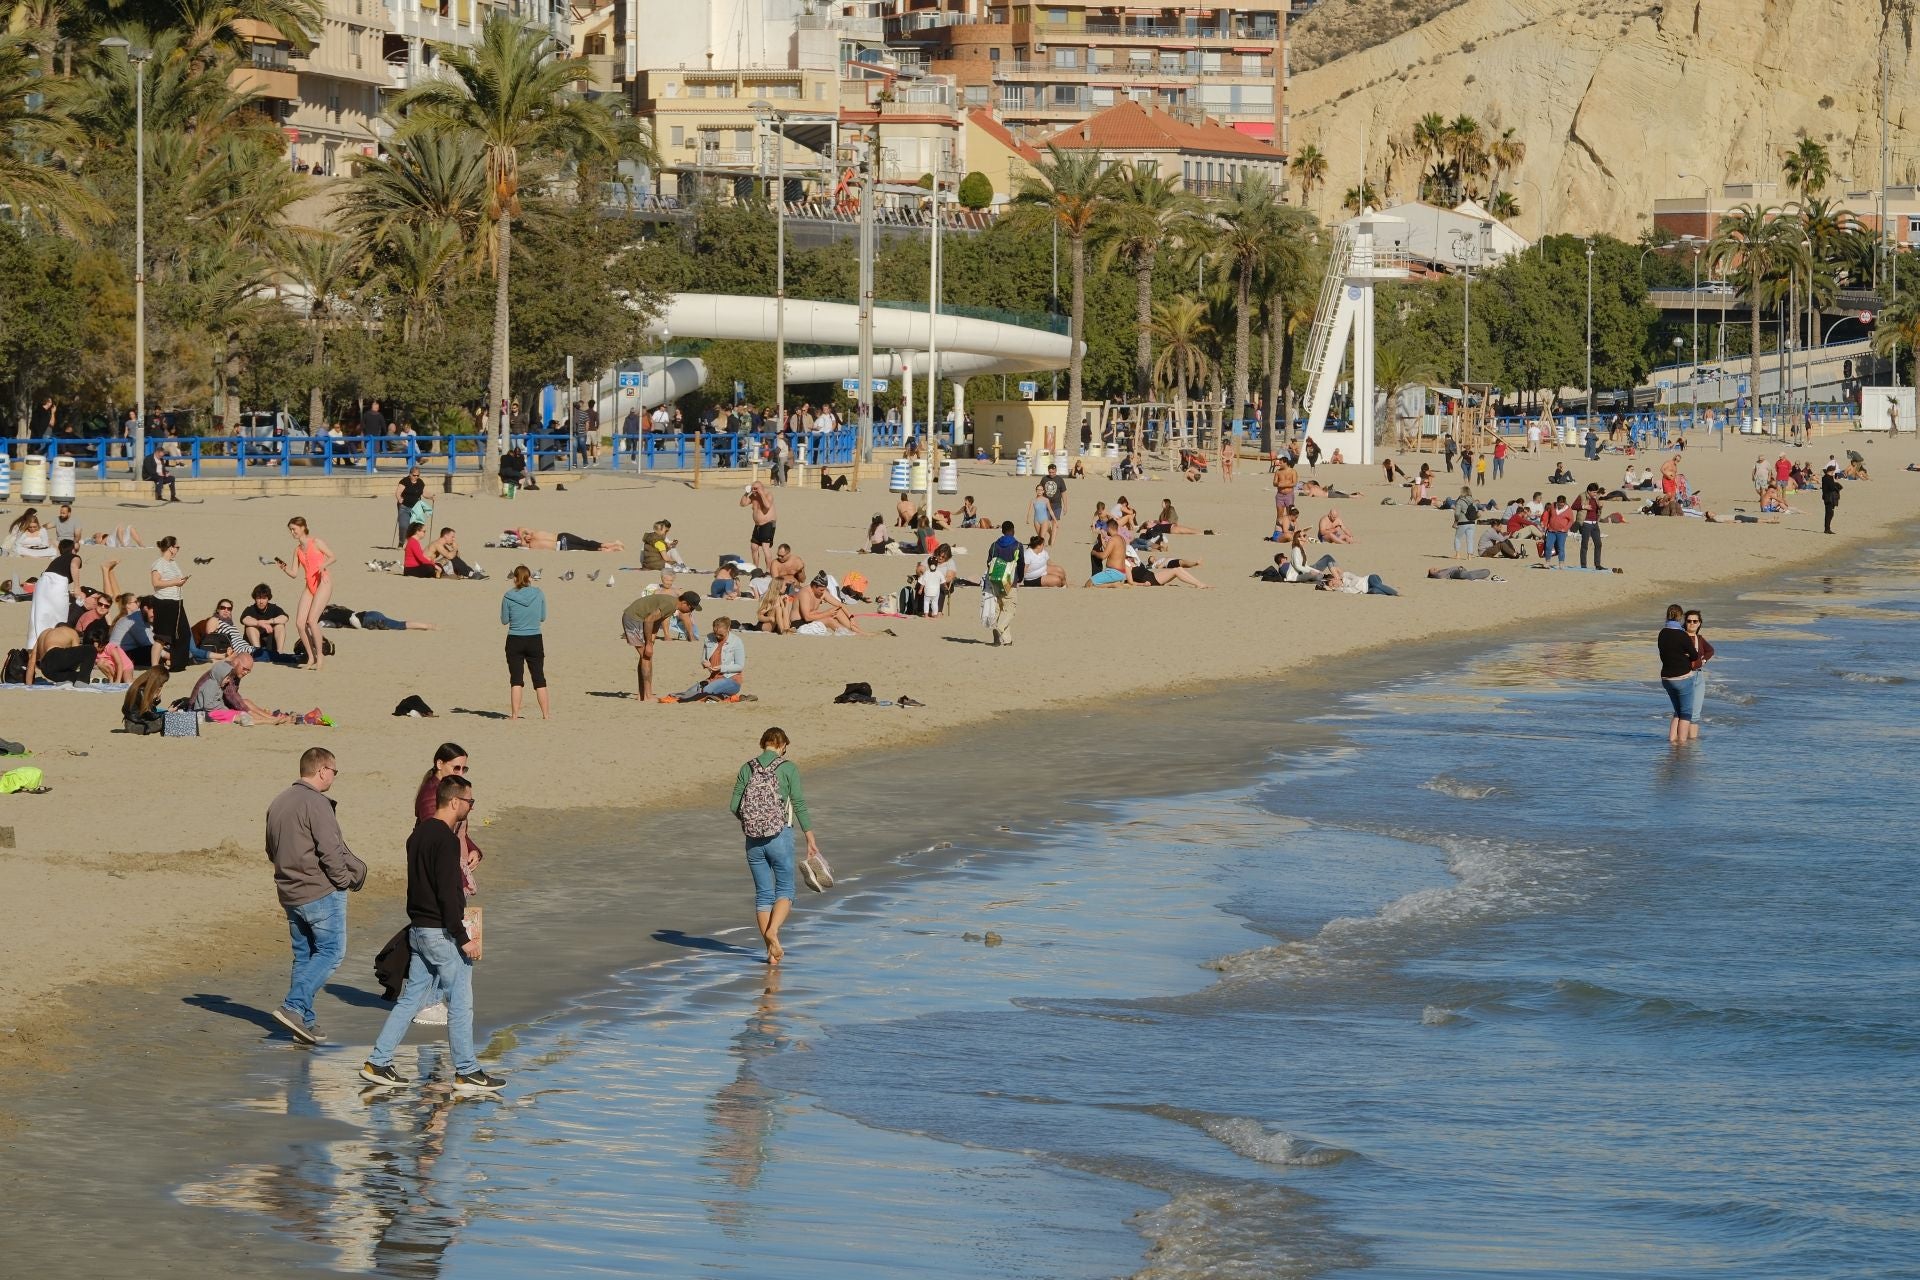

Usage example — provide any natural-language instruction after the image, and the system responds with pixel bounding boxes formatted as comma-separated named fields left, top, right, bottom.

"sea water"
left=180, top=548, right=1920, bottom=1278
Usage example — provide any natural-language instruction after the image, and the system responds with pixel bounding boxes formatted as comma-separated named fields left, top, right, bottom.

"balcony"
left=996, top=59, right=1267, bottom=81
left=1035, top=20, right=1280, bottom=42
left=233, top=63, right=299, bottom=100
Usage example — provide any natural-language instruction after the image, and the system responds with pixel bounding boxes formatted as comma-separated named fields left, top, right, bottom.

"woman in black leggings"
left=499, top=565, right=549, bottom=719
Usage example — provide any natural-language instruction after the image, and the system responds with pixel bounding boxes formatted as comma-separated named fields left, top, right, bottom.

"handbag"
left=163, top=709, right=200, bottom=738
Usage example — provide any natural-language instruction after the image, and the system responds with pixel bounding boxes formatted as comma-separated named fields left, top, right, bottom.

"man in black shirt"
left=1039, top=463, right=1067, bottom=525
left=360, top=775, right=503, bottom=1092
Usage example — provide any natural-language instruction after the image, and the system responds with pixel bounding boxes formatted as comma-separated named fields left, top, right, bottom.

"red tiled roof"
left=1042, top=99, right=1285, bottom=161
left=967, top=108, right=1043, bottom=165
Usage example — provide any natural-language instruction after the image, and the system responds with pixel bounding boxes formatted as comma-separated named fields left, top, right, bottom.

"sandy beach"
left=0, top=429, right=1909, bottom=1072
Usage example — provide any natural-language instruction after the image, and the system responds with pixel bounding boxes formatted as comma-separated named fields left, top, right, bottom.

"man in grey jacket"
left=265, top=746, right=367, bottom=1044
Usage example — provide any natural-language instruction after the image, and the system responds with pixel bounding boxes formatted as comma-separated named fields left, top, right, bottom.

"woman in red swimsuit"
left=278, top=516, right=335, bottom=670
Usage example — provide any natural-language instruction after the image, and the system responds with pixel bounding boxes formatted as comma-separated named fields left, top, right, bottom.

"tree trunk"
left=1067, top=232, right=1086, bottom=450
left=491, top=209, right=513, bottom=454
left=1233, top=267, right=1251, bottom=436
left=1278, top=317, right=1297, bottom=449
left=308, top=320, right=325, bottom=435
left=1134, top=251, right=1154, bottom=401
left=1749, top=303, right=1761, bottom=424
left=1263, top=294, right=1282, bottom=455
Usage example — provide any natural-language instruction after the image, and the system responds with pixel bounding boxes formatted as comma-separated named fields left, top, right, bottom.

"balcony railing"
left=1039, top=20, right=1280, bottom=40
left=997, top=59, right=1267, bottom=80
left=249, top=45, right=291, bottom=70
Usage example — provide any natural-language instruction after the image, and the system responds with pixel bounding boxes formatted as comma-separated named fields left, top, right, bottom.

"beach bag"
left=738, top=758, right=787, bottom=839
left=984, top=556, right=1017, bottom=599
left=163, top=709, right=199, bottom=738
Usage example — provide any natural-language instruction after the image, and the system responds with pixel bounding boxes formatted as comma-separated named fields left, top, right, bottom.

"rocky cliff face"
left=1288, top=0, right=1920, bottom=239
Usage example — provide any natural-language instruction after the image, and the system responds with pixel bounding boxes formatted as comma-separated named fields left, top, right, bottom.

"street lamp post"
left=751, top=101, right=787, bottom=432
left=1585, top=239, right=1595, bottom=432
left=101, top=37, right=150, bottom=473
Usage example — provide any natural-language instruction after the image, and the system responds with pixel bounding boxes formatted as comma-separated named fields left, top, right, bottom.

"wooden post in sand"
left=692, top=429, right=704, bottom=490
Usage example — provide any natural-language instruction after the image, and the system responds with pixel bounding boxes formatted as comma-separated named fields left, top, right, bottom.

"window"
left=1241, top=54, right=1266, bottom=75
left=965, top=84, right=988, bottom=106
left=1052, top=83, right=1078, bottom=106
left=1090, top=87, right=1114, bottom=107
left=733, top=129, right=751, bottom=152
left=1047, top=7, right=1066, bottom=21
left=988, top=46, right=1000, bottom=62
left=670, top=125, right=685, bottom=146
left=1051, top=47, right=1079, bottom=68
left=687, top=83, right=705, bottom=97
left=584, top=34, right=605, bottom=55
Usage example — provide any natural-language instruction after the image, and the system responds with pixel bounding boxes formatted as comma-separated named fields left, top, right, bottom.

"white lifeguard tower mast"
left=1299, top=208, right=1409, bottom=466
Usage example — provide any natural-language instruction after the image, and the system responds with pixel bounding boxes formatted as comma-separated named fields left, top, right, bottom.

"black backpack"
left=2, top=648, right=26, bottom=684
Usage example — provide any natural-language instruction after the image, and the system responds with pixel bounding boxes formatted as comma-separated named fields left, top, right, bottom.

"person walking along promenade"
left=361, top=773, right=503, bottom=1093
left=265, top=747, right=367, bottom=1045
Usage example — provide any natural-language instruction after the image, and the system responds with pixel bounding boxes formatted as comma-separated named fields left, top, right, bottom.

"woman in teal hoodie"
left=499, top=565, right=549, bottom=719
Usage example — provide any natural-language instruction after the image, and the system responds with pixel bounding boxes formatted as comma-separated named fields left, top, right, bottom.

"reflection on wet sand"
left=175, top=1045, right=487, bottom=1277
left=701, top=970, right=789, bottom=1235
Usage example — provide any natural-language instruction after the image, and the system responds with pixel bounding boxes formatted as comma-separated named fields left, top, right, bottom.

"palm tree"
left=1488, top=127, right=1526, bottom=196
left=1149, top=295, right=1213, bottom=449
left=1013, top=144, right=1117, bottom=441
left=1340, top=181, right=1379, bottom=216
left=1289, top=144, right=1327, bottom=208
left=273, top=232, right=355, bottom=432
left=1781, top=138, right=1830, bottom=200
left=1870, top=289, right=1920, bottom=381
left=1487, top=190, right=1520, bottom=220
left=375, top=218, right=466, bottom=343
left=336, top=131, right=491, bottom=265
left=1444, top=114, right=1484, bottom=202
left=1094, top=165, right=1199, bottom=402
left=388, top=13, right=621, bottom=444
left=1412, top=112, right=1447, bottom=200
left=170, top=0, right=325, bottom=59
left=1210, top=172, right=1287, bottom=440
left=0, top=27, right=102, bottom=230
left=1372, top=344, right=1431, bottom=449
left=1708, top=204, right=1793, bottom=413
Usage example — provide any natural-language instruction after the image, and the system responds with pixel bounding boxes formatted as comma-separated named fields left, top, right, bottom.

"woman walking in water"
left=729, top=727, right=821, bottom=965
left=1684, top=608, right=1713, bottom=733
left=1657, top=603, right=1698, bottom=744
left=277, top=516, right=335, bottom=669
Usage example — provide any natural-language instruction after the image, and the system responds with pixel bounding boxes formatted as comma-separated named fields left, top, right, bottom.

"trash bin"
left=937, top=460, right=958, bottom=494
left=888, top=460, right=911, bottom=493
left=49, top=456, right=77, bottom=503
left=19, top=455, right=48, bottom=503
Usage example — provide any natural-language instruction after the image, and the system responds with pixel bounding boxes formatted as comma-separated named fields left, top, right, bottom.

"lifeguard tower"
left=1300, top=208, right=1410, bottom=467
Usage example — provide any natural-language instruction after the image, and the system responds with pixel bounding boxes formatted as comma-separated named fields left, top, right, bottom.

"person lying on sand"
left=503, top=528, right=626, bottom=553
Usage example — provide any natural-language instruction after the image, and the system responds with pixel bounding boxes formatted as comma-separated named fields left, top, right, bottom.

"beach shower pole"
left=752, top=101, right=788, bottom=434
left=1585, top=240, right=1594, bottom=433
left=101, top=37, right=148, bottom=472
left=856, top=129, right=876, bottom=470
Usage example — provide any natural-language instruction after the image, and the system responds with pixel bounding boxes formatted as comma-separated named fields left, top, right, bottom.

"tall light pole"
left=751, top=100, right=787, bottom=428
left=101, top=37, right=150, bottom=472
left=1450, top=228, right=1477, bottom=385
left=854, top=128, right=876, bottom=466
left=1585, top=239, right=1595, bottom=430
left=924, top=156, right=947, bottom=515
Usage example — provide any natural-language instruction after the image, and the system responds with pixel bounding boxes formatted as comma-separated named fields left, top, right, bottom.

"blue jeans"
left=1365, top=574, right=1399, bottom=596
left=1493, top=457, right=1505, bottom=480
left=1688, top=667, right=1707, bottom=721
left=1662, top=673, right=1697, bottom=721
left=370, top=927, right=477, bottom=1075
left=1544, top=530, right=1567, bottom=562
left=745, top=828, right=796, bottom=910
left=674, top=675, right=741, bottom=700
left=282, top=890, right=348, bottom=1027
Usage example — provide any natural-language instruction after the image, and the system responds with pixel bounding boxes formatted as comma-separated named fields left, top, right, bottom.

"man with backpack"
left=1451, top=487, right=1479, bottom=559
left=729, top=726, right=822, bottom=965
left=982, top=520, right=1025, bottom=647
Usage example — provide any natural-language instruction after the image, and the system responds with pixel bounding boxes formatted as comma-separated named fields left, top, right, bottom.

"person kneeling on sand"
left=187, top=652, right=293, bottom=724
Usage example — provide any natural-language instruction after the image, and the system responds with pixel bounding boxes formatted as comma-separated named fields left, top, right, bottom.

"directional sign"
left=1019, top=380, right=1038, bottom=399
left=842, top=376, right=860, bottom=391
left=617, top=371, right=643, bottom=389
left=1658, top=379, right=1673, bottom=390
left=874, top=378, right=889, bottom=393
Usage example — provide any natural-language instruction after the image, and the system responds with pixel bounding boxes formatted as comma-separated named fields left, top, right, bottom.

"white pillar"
left=951, top=378, right=966, bottom=452
left=900, top=350, right=916, bottom=444
left=1352, top=287, right=1376, bottom=467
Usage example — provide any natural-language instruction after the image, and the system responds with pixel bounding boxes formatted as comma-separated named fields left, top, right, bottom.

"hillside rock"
left=1288, top=0, right=1920, bottom=239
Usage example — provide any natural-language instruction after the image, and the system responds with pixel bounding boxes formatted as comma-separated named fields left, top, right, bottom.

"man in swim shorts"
left=622, top=591, right=702, bottom=701
left=741, top=482, right=776, bottom=575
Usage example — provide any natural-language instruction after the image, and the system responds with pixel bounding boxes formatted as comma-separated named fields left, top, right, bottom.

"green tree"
left=388, top=14, right=623, bottom=444
left=1288, top=144, right=1327, bottom=208
left=1208, top=172, right=1294, bottom=435
left=1782, top=138, right=1830, bottom=200
left=273, top=233, right=355, bottom=432
left=1340, top=181, right=1379, bottom=215
left=0, top=227, right=90, bottom=432
left=1094, top=165, right=1198, bottom=401
left=0, top=28, right=102, bottom=231
left=1011, top=145, right=1117, bottom=439
left=1708, top=205, right=1793, bottom=409
left=956, top=171, right=993, bottom=210
left=1149, top=295, right=1212, bottom=450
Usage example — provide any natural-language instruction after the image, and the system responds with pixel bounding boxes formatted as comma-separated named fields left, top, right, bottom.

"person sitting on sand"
left=402, top=522, right=440, bottom=578
left=52, top=503, right=141, bottom=549
left=1317, top=508, right=1355, bottom=544
left=663, top=614, right=746, bottom=703
left=1145, top=500, right=1201, bottom=539
left=1022, top=535, right=1068, bottom=588
left=186, top=652, right=292, bottom=724
left=1271, top=504, right=1301, bottom=544
left=1476, top=526, right=1525, bottom=558
left=505, top=527, right=625, bottom=554
left=1548, top=462, right=1576, bottom=484
left=5, top=509, right=55, bottom=558
left=193, top=597, right=254, bottom=657
left=1410, top=466, right=1434, bottom=506
left=865, top=515, right=895, bottom=554
left=122, top=652, right=171, bottom=730
left=241, top=584, right=292, bottom=656
left=25, top=620, right=97, bottom=684
left=894, top=494, right=919, bottom=527
left=957, top=496, right=984, bottom=528
left=1841, top=459, right=1870, bottom=480
left=428, top=528, right=490, bottom=579
left=1329, top=448, right=1347, bottom=465
left=1318, top=565, right=1399, bottom=595
left=770, top=544, right=808, bottom=593
left=709, top=562, right=742, bottom=600
left=794, top=573, right=864, bottom=635
left=1760, top=483, right=1790, bottom=516
left=1086, top=520, right=1135, bottom=587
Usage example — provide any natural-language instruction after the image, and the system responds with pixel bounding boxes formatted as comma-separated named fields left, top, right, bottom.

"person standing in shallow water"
left=729, top=727, right=820, bottom=966
left=1684, top=609, right=1713, bottom=733
left=1657, top=603, right=1698, bottom=744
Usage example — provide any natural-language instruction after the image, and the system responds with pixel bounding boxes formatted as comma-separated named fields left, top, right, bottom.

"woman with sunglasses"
left=1684, top=610, right=1714, bottom=734
left=1657, top=603, right=1698, bottom=744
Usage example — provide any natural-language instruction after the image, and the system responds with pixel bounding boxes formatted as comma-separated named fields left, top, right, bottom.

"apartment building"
left=379, top=0, right=571, bottom=111
left=634, top=65, right=844, bottom=200
left=1655, top=180, right=1920, bottom=253
left=885, top=1, right=1286, bottom=146
left=1042, top=98, right=1284, bottom=197
left=276, top=0, right=391, bottom=175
